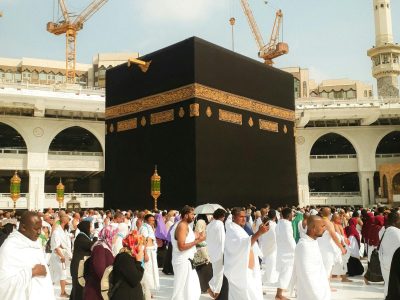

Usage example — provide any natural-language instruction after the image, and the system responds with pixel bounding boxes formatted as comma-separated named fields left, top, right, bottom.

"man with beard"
left=293, top=216, right=330, bottom=300
left=0, top=211, right=55, bottom=300
left=49, top=214, right=72, bottom=298
left=170, top=205, right=205, bottom=300
left=224, top=207, right=268, bottom=300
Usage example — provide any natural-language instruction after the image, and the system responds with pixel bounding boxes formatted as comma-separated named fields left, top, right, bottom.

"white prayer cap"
left=310, top=209, right=318, bottom=216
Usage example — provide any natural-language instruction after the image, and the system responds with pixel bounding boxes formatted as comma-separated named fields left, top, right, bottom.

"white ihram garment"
left=293, top=235, right=331, bottom=300
left=379, top=226, right=400, bottom=297
left=332, top=232, right=350, bottom=276
left=0, top=231, right=55, bottom=300
left=259, top=221, right=278, bottom=283
left=206, top=219, right=225, bottom=294
left=139, top=223, right=160, bottom=291
left=317, top=230, right=341, bottom=277
left=170, top=221, right=201, bottom=300
left=275, top=219, right=296, bottom=289
left=49, top=225, right=71, bottom=282
left=224, top=222, right=263, bottom=300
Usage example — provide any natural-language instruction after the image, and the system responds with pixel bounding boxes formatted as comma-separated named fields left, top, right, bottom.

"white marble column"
left=297, top=171, right=310, bottom=207
left=359, top=171, right=375, bottom=207
left=27, top=170, right=45, bottom=210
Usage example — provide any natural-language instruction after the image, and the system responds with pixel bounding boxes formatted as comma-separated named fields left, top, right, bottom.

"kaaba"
left=105, top=37, right=298, bottom=210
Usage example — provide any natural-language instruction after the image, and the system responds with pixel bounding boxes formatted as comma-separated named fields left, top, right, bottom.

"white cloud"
left=138, top=0, right=225, bottom=23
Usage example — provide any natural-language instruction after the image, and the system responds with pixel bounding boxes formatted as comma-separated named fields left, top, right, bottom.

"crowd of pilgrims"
left=0, top=204, right=399, bottom=300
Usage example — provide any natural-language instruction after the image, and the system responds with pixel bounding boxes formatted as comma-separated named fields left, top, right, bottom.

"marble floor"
left=55, top=270, right=385, bottom=300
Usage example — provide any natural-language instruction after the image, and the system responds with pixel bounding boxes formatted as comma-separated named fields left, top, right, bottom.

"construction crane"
left=239, top=0, right=288, bottom=65
left=47, top=0, right=108, bottom=83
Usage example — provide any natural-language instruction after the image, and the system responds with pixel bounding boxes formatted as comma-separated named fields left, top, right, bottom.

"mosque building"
left=0, top=0, right=399, bottom=210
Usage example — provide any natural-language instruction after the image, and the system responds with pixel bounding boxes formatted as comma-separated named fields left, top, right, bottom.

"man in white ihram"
left=0, top=211, right=55, bottom=300
left=275, top=207, right=296, bottom=300
left=259, top=209, right=279, bottom=284
left=224, top=207, right=269, bottom=300
left=206, top=208, right=226, bottom=299
left=170, top=205, right=206, bottom=300
left=293, top=215, right=331, bottom=300
left=379, top=211, right=400, bottom=297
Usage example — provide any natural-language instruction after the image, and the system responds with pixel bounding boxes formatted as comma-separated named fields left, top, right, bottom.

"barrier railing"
left=48, top=151, right=103, bottom=156
left=310, top=154, right=357, bottom=159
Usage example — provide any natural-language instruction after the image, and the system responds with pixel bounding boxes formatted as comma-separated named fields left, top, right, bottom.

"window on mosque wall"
left=39, top=73, right=46, bottom=80
left=302, top=81, right=307, bottom=97
left=294, top=78, right=300, bottom=99
left=5, top=72, right=13, bottom=80
left=321, top=91, right=328, bottom=98
left=346, top=90, right=356, bottom=99
left=15, top=73, right=21, bottom=81
left=393, top=55, right=399, bottom=64
left=364, top=90, right=368, bottom=97
left=328, top=92, right=334, bottom=99
left=382, top=54, right=390, bottom=64
left=369, top=90, right=373, bottom=97
left=333, top=91, right=343, bottom=99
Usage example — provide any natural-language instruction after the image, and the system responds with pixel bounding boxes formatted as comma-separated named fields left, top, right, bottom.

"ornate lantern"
left=10, top=171, right=21, bottom=210
left=150, top=165, right=161, bottom=210
left=56, top=178, right=65, bottom=210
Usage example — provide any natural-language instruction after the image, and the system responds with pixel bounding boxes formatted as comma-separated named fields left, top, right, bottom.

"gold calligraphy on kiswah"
left=219, top=109, right=242, bottom=125
left=259, top=119, right=279, bottom=132
left=117, top=118, right=137, bottom=132
left=106, top=83, right=294, bottom=122
left=150, top=109, right=174, bottom=125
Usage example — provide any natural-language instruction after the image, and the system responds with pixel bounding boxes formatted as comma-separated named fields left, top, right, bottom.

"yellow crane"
left=239, top=0, right=288, bottom=65
left=47, top=0, right=108, bottom=83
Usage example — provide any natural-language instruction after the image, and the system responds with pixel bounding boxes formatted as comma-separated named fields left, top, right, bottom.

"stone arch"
left=310, top=132, right=357, bottom=156
left=0, top=121, right=30, bottom=151
left=48, top=125, right=103, bottom=154
left=375, top=130, right=400, bottom=154
left=393, top=172, right=400, bottom=195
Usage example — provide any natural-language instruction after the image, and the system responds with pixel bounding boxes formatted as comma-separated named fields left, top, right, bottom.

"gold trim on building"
left=106, top=83, right=294, bottom=122
left=206, top=106, right=212, bottom=117
left=190, top=103, right=200, bottom=117
left=117, top=118, right=137, bottom=132
left=179, top=107, right=185, bottom=118
left=141, top=116, right=147, bottom=127
left=219, top=109, right=242, bottom=125
left=248, top=117, right=254, bottom=127
left=259, top=119, right=278, bottom=132
left=150, top=109, right=174, bottom=125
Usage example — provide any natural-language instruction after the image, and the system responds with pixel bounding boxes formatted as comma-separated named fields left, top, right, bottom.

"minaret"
left=367, top=0, right=400, bottom=98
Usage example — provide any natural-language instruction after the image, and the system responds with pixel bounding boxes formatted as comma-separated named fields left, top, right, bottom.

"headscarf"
left=94, top=224, right=118, bottom=251
left=155, top=213, right=168, bottom=241
left=77, top=220, right=91, bottom=237
left=122, top=230, right=144, bottom=256
left=368, top=216, right=384, bottom=247
left=361, top=212, right=374, bottom=242
left=345, top=218, right=361, bottom=247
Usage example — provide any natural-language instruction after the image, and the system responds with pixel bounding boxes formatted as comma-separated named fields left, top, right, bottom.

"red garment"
left=368, top=216, right=384, bottom=247
left=346, top=218, right=361, bottom=247
left=83, top=244, right=115, bottom=300
left=361, top=213, right=374, bottom=243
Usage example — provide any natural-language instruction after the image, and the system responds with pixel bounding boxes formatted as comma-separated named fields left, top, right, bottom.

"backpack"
left=77, top=256, right=90, bottom=287
left=100, top=265, right=121, bottom=300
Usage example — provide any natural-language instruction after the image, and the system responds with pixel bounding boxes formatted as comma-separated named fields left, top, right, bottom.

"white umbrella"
left=194, top=203, right=225, bottom=214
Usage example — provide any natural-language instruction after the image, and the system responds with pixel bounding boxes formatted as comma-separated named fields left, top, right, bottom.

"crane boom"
left=47, top=0, right=108, bottom=83
left=238, top=1, right=288, bottom=65
left=59, top=0, right=70, bottom=23
left=239, top=0, right=265, bottom=50
left=74, top=0, right=108, bottom=27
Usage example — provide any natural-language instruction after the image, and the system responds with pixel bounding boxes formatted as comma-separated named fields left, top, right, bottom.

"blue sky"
left=0, top=0, right=399, bottom=86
